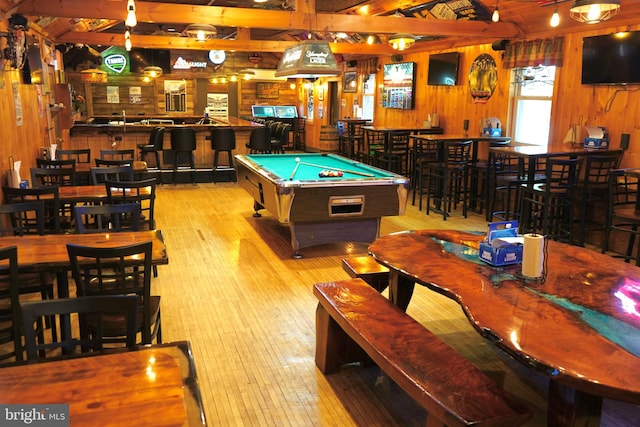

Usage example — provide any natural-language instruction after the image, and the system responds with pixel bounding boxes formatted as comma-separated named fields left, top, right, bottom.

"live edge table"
left=0, top=341, right=206, bottom=426
left=369, top=229, right=640, bottom=427
left=235, top=153, right=409, bottom=257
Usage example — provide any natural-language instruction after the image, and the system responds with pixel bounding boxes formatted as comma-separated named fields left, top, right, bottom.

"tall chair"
left=602, top=168, right=640, bottom=265
left=411, top=139, right=439, bottom=211
left=210, top=127, right=237, bottom=182
left=74, top=203, right=141, bottom=234
left=21, top=295, right=139, bottom=361
left=338, top=121, right=365, bottom=159
left=105, top=178, right=156, bottom=231
left=246, top=126, right=272, bottom=153
left=0, top=246, right=25, bottom=364
left=425, top=140, right=472, bottom=220
left=67, top=242, right=161, bottom=345
left=519, top=156, right=582, bottom=242
left=292, top=117, right=306, bottom=151
left=170, top=127, right=197, bottom=184
left=573, top=150, right=622, bottom=247
left=374, top=131, right=411, bottom=175
left=137, top=126, right=164, bottom=168
left=357, top=128, right=384, bottom=165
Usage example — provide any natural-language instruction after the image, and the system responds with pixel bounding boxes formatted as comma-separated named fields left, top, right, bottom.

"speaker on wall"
left=346, top=60, right=357, bottom=68
left=491, top=39, right=509, bottom=51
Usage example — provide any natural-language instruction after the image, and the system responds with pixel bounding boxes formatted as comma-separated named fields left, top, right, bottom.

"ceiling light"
left=492, top=1, right=500, bottom=23
left=239, top=69, right=256, bottom=80
left=80, top=68, right=107, bottom=83
left=185, top=24, right=217, bottom=42
left=124, top=35, right=132, bottom=52
left=388, top=34, right=415, bottom=51
left=569, top=0, right=620, bottom=24
left=143, top=66, right=163, bottom=78
left=125, top=0, right=137, bottom=28
left=254, top=0, right=268, bottom=3
left=550, top=3, right=560, bottom=27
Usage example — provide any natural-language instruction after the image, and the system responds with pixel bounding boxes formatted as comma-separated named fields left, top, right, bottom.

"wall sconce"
left=569, top=0, right=620, bottom=24
left=185, top=24, right=217, bottom=42
left=388, top=34, right=415, bottom=51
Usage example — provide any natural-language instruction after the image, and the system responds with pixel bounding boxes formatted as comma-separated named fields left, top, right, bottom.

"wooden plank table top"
left=0, top=341, right=206, bottom=426
left=31, top=185, right=152, bottom=204
left=369, top=229, right=640, bottom=426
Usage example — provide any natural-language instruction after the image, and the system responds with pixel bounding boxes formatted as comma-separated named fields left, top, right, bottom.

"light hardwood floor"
left=152, top=182, right=638, bottom=426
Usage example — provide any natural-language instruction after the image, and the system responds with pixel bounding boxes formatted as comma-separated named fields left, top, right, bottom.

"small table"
left=0, top=341, right=206, bottom=426
left=235, top=153, right=409, bottom=257
left=369, top=229, right=640, bottom=427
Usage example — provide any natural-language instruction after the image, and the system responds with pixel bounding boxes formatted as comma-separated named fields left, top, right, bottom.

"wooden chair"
left=3, top=185, right=62, bottom=234
left=56, top=148, right=91, bottom=164
left=95, top=158, right=133, bottom=167
left=74, top=203, right=141, bottom=234
left=105, top=178, right=156, bottom=231
left=425, top=140, right=472, bottom=220
left=0, top=246, right=25, bottom=364
left=67, top=242, right=161, bottom=345
left=602, top=168, right=640, bottom=265
left=20, top=295, right=139, bottom=362
left=374, top=131, right=411, bottom=175
left=100, top=149, right=135, bottom=160
left=90, top=166, right=134, bottom=185
left=30, top=165, right=76, bottom=186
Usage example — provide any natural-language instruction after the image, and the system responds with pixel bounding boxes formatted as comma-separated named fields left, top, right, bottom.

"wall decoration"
left=468, top=53, right=498, bottom=104
left=343, top=71, right=357, bottom=93
left=256, top=82, right=279, bottom=99
left=164, top=80, right=186, bottom=112
left=129, top=86, right=142, bottom=104
left=317, top=87, right=324, bottom=101
left=106, top=86, right=120, bottom=103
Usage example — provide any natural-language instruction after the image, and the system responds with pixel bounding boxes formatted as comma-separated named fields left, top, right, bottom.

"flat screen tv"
left=428, top=52, right=459, bottom=86
left=274, top=106, right=298, bottom=118
left=382, top=62, right=415, bottom=110
left=582, top=31, right=640, bottom=85
left=129, top=48, right=172, bottom=74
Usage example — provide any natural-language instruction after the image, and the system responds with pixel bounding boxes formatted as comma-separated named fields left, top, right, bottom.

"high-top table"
left=0, top=341, right=206, bottom=426
left=369, top=229, right=640, bottom=427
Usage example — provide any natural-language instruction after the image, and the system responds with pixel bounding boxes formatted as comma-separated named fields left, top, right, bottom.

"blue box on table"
left=584, top=126, right=609, bottom=149
left=478, top=220, right=523, bottom=266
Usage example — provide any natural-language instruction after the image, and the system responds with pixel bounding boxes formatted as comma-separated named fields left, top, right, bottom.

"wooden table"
left=0, top=230, right=168, bottom=298
left=369, top=229, right=640, bottom=426
left=0, top=341, right=206, bottom=426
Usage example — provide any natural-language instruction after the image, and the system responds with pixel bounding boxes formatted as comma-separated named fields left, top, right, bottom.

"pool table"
left=235, top=153, right=409, bottom=257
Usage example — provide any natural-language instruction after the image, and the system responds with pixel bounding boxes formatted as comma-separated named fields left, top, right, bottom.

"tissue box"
left=584, top=126, right=609, bottom=149
left=482, top=127, right=502, bottom=137
left=478, top=220, right=523, bottom=266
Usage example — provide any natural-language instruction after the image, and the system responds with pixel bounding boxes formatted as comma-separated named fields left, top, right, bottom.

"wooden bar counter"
left=69, top=116, right=264, bottom=169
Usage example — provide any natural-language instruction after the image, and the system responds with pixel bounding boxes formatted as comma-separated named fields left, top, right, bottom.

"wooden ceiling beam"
left=57, top=31, right=397, bottom=55
left=18, top=0, right=522, bottom=39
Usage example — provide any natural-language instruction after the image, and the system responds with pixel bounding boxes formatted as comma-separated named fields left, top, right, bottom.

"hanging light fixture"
left=388, top=34, right=416, bottom=51
left=238, top=69, right=256, bottom=80
left=492, top=0, right=500, bottom=23
left=124, top=29, right=132, bottom=52
left=550, top=1, right=561, bottom=27
left=184, top=24, right=217, bottom=42
left=125, top=0, right=137, bottom=28
left=569, top=0, right=620, bottom=24
left=143, top=65, right=163, bottom=78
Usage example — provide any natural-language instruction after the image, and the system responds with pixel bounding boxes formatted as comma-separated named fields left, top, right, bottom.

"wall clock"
left=468, top=53, right=498, bottom=104
left=209, top=50, right=226, bottom=65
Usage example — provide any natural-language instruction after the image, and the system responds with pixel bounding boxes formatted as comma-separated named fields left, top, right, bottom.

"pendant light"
left=569, top=0, right=620, bottom=24
left=550, top=1, right=560, bottom=27
left=492, top=0, right=500, bottom=23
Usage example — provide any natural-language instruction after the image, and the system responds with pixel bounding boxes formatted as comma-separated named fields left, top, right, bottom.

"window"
left=509, top=66, right=556, bottom=146
left=361, top=74, right=375, bottom=121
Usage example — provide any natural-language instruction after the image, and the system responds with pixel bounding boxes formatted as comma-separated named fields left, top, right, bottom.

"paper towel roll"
left=522, top=233, right=544, bottom=278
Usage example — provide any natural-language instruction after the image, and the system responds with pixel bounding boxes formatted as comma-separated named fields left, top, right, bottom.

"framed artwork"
left=317, top=87, right=324, bottom=101
left=256, top=82, right=279, bottom=99
left=343, top=72, right=357, bottom=93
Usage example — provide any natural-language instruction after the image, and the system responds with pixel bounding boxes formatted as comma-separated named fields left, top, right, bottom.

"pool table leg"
left=253, top=201, right=263, bottom=217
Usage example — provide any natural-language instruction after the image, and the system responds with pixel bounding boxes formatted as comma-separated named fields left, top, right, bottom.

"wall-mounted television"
left=582, top=31, right=640, bottom=85
left=428, top=52, right=459, bottom=86
left=129, top=48, right=172, bottom=74
left=382, top=62, right=415, bottom=110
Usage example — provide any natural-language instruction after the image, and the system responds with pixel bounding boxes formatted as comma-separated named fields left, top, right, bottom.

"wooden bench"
left=341, top=255, right=389, bottom=292
left=314, top=278, right=532, bottom=427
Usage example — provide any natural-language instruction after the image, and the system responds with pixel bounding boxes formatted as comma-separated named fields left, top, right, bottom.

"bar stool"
left=137, top=127, right=164, bottom=169
left=425, top=140, right=472, bottom=220
left=170, top=127, right=196, bottom=184
left=246, top=126, right=272, bottom=153
left=210, top=127, right=237, bottom=182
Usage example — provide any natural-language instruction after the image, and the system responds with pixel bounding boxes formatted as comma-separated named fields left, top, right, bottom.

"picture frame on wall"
left=317, top=87, right=324, bottom=101
left=343, top=72, right=357, bottom=93
left=256, top=82, right=279, bottom=99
